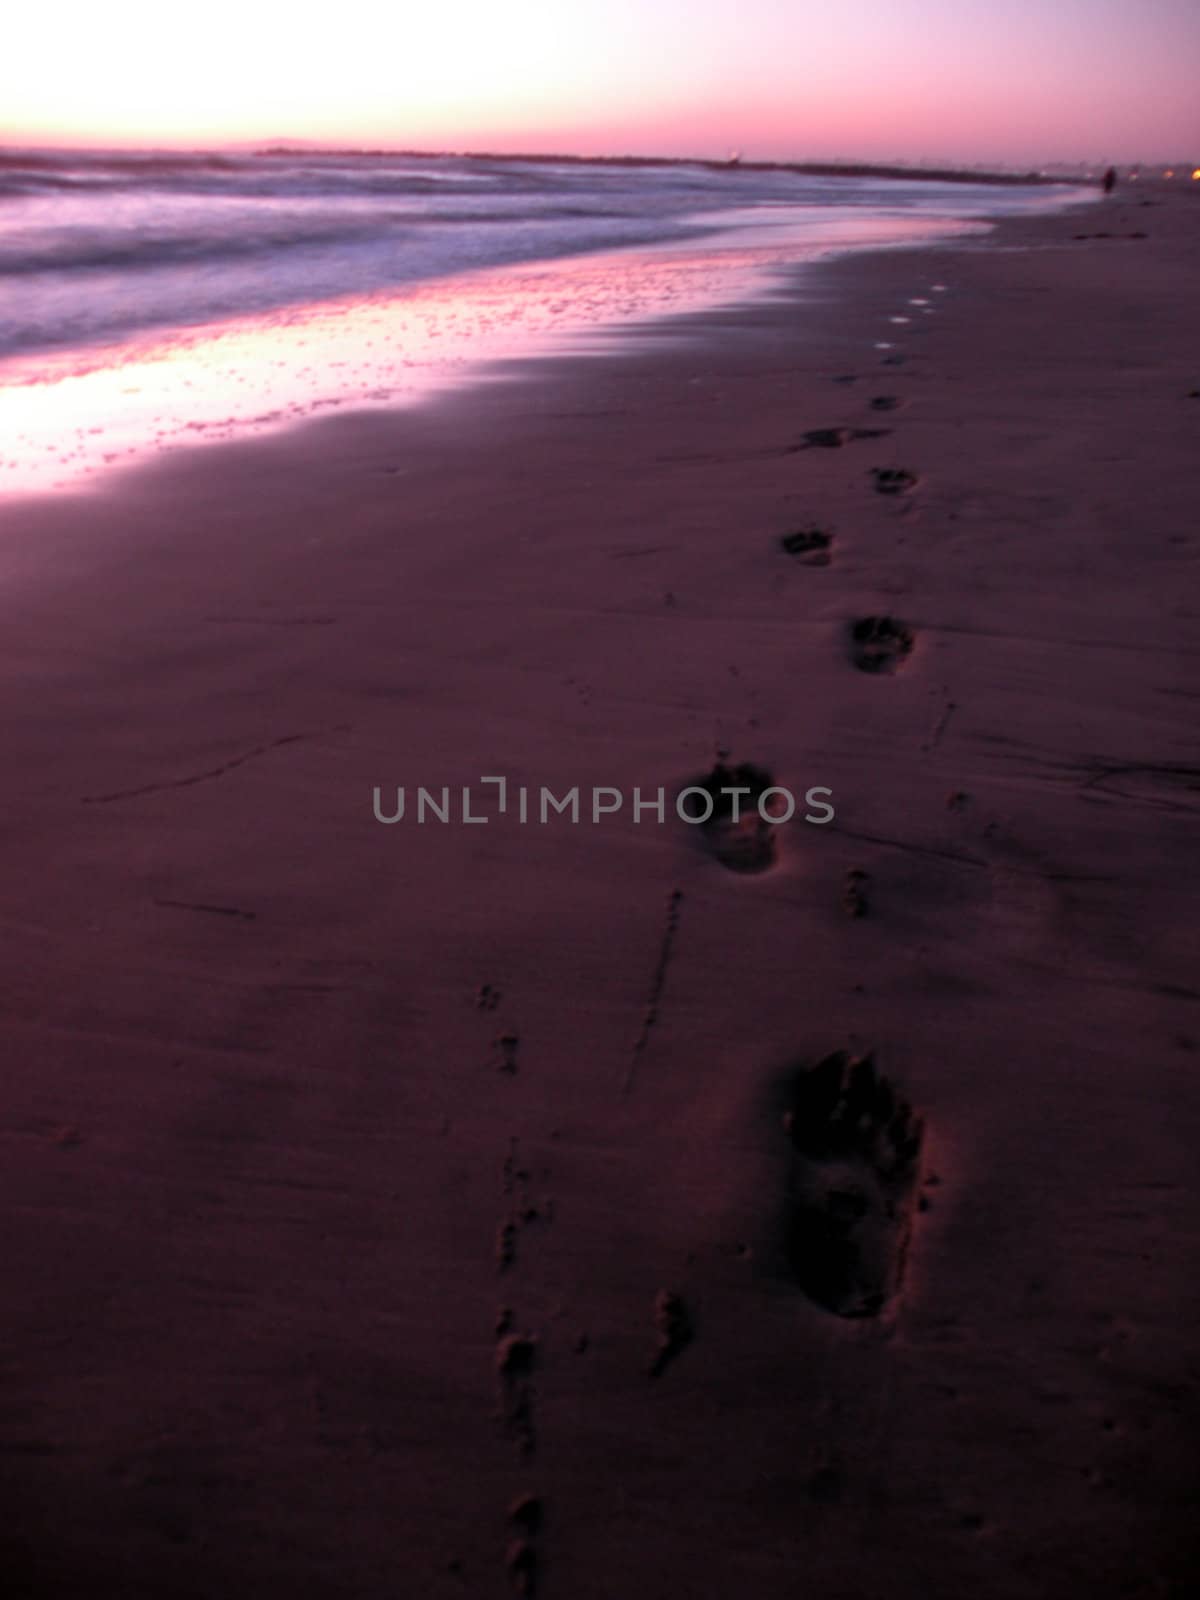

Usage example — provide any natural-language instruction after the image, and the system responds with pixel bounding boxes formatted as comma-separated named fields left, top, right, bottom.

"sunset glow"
left=5, top=0, right=1198, bottom=162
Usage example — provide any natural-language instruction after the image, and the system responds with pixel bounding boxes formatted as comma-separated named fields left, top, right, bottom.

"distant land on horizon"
left=6, top=141, right=1192, bottom=184
left=251, top=147, right=1079, bottom=186
left=0, top=142, right=1130, bottom=185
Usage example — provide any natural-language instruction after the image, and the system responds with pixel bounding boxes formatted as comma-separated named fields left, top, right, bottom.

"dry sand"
left=2, top=184, right=1198, bottom=1598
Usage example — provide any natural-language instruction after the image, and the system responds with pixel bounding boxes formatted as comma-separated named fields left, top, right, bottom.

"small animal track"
left=781, top=1051, right=923, bottom=1317
left=505, top=1539, right=537, bottom=1596
left=494, top=1033, right=521, bottom=1074
left=496, top=1333, right=537, bottom=1379
left=779, top=526, right=834, bottom=564
left=508, top=1494, right=543, bottom=1536
left=505, top=1495, right=543, bottom=1596
left=648, top=1288, right=693, bottom=1378
left=681, top=761, right=780, bottom=874
left=871, top=467, right=919, bottom=496
left=843, top=868, right=870, bottom=917
left=849, top=616, right=915, bottom=674
left=495, top=1333, right=538, bottom=1457
left=496, top=1139, right=551, bottom=1271
left=496, top=1221, right=518, bottom=1272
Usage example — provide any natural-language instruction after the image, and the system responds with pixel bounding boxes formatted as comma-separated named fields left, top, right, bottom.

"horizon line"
left=0, top=140, right=1132, bottom=186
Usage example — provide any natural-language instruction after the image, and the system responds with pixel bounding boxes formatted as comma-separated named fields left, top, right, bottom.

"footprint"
left=779, top=526, right=834, bottom=564
left=794, top=426, right=891, bottom=450
left=871, top=467, right=919, bottom=496
left=680, top=761, right=780, bottom=874
left=781, top=1052, right=923, bottom=1317
left=848, top=616, right=915, bottom=674
left=868, top=395, right=903, bottom=413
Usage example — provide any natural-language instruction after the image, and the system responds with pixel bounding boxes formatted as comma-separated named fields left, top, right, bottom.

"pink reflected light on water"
left=0, top=210, right=983, bottom=496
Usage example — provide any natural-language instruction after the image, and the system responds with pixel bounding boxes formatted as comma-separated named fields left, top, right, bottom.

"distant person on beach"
left=1103, top=166, right=1117, bottom=194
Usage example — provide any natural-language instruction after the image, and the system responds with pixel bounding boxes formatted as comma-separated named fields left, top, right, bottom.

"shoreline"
left=2, top=185, right=1198, bottom=1597
left=0, top=176, right=1092, bottom=500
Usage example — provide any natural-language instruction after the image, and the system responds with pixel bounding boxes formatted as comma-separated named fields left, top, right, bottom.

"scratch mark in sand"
left=82, top=731, right=327, bottom=804
left=833, top=826, right=989, bottom=870
left=1079, top=761, right=1200, bottom=812
left=923, top=697, right=957, bottom=753
left=623, top=889, right=683, bottom=1094
left=832, top=825, right=1113, bottom=883
left=154, top=898, right=257, bottom=921
left=930, top=622, right=1200, bottom=659
left=205, top=614, right=337, bottom=627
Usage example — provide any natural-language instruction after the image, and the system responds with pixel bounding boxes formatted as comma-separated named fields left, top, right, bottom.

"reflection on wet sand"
left=0, top=211, right=983, bottom=495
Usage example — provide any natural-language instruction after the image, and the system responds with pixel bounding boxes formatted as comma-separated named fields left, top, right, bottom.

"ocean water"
left=0, top=149, right=1091, bottom=492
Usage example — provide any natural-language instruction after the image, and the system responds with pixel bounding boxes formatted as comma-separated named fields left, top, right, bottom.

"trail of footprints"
left=490, top=1134, right=547, bottom=1591
left=669, top=309, right=939, bottom=1308
left=478, top=971, right=551, bottom=1590
left=481, top=991, right=708, bottom=1592
left=666, top=299, right=939, bottom=1320
left=773, top=308, right=935, bottom=1313
left=777, top=376, right=922, bottom=676
left=468, top=290, right=950, bottom=1589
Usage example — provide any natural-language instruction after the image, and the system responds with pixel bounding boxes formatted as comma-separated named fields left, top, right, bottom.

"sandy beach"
left=2, top=183, right=1198, bottom=1598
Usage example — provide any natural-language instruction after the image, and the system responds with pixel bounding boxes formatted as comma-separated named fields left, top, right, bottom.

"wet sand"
left=2, top=184, right=1198, bottom=1598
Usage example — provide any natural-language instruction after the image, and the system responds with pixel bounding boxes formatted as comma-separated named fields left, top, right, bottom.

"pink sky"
left=4, top=1, right=1197, bottom=161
